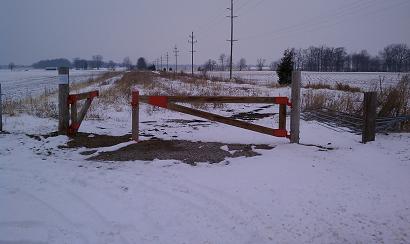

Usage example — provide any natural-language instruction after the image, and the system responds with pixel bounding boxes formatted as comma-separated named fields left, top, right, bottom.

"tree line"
left=200, top=43, right=409, bottom=73
left=28, top=56, right=157, bottom=71
left=287, top=43, right=410, bottom=72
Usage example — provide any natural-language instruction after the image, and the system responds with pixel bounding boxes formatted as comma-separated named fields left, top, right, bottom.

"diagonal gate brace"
left=67, top=91, right=99, bottom=135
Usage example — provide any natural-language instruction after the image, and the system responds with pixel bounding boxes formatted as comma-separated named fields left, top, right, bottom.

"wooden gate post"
left=131, top=90, right=139, bottom=142
left=279, top=104, right=287, bottom=130
left=0, top=83, right=3, bottom=132
left=58, top=67, right=70, bottom=134
left=290, top=71, right=301, bottom=143
left=362, top=92, right=377, bottom=143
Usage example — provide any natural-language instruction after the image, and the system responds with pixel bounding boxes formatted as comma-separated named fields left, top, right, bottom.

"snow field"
left=1, top=71, right=410, bottom=243
left=206, top=71, right=408, bottom=90
left=0, top=69, right=107, bottom=100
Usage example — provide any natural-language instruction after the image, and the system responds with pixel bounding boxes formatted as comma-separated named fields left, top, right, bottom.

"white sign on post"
left=58, top=74, right=69, bottom=84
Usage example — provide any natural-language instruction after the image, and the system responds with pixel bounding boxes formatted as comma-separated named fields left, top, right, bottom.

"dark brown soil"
left=87, top=138, right=274, bottom=165
left=59, top=133, right=132, bottom=149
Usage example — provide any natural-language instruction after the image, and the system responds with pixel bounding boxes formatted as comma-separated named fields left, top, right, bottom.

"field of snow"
left=206, top=71, right=408, bottom=90
left=1, top=72, right=410, bottom=243
left=0, top=69, right=106, bottom=100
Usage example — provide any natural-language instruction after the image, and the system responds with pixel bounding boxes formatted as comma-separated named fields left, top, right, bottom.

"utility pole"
left=227, top=0, right=238, bottom=80
left=160, top=55, right=163, bottom=71
left=173, top=45, right=179, bottom=74
left=189, top=31, right=197, bottom=76
left=166, top=52, right=169, bottom=71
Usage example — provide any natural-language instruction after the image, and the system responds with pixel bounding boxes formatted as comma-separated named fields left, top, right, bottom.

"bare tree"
left=8, top=62, right=15, bottom=71
left=219, top=54, right=226, bottom=71
left=107, top=60, right=116, bottom=70
left=237, top=58, right=247, bottom=71
left=256, top=58, right=266, bottom=71
left=92, top=55, right=103, bottom=70
left=123, top=57, right=132, bottom=70
left=269, top=61, right=279, bottom=71
left=137, top=57, right=148, bottom=70
left=204, top=59, right=217, bottom=71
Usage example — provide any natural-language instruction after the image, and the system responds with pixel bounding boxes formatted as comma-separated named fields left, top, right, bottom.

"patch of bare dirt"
left=87, top=138, right=275, bottom=165
left=59, top=133, right=131, bottom=149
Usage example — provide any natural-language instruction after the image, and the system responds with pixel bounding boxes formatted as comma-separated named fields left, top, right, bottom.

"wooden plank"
left=58, top=67, right=70, bottom=135
left=140, top=96, right=280, bottom=104
left=290, top=71, right=301, bottom=143
left=362, top=92, right=377, bottom=143
left=167, top=103, right=276, bottom=136
left=77, top=98, right=92, bottom=125
left=132, top=91, right=139, bottom=142
left=279, top=104, right=287, bottom=130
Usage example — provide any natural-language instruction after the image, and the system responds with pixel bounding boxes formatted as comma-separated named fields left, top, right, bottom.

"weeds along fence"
left=302, top=75, right=410, bottom=143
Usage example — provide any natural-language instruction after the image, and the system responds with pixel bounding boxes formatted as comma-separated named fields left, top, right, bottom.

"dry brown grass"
left=2, top=87, right=58, bottom=118
left=2, top=72, right=121, bottom=118
left=378, top=75, right=410, bottom=117
left=97, top=71, right=269, bottom=113
left=302, top=90, right=363, bottom=115
left=304, top=82, right=333, bottom=90
left=334, top=82, right=362, bottom=93
left=303, top=82, right=361, bottom=93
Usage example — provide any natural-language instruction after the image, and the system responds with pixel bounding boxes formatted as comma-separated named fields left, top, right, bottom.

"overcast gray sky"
left=1, top=0, right=409, bottom=65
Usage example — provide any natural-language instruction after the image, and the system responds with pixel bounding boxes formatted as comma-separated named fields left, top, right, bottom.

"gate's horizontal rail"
left=133, top=92, right=291, bottom=141
left=139, top=95, right=291, bottom=106
left=165, top=102, right=288, bottom=138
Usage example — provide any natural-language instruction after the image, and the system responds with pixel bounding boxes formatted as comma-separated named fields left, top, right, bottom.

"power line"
left=249, top=0, right=410, bottom=42
left=188, top=32, right=198, bottom=75
left=237, top=0, right=384, bottom=41
left=236, top=0, right=267, bottom=16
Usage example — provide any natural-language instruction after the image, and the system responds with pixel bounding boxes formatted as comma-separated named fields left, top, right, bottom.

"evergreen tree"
left=276, top=49, right=294, bottom=85
left=136, top=57, right=147, bottom=70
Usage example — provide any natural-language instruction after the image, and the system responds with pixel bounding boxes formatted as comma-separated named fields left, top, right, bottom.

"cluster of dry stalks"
left=302, top=75, right=410, bottom=119
left=304, top=82, right=362, bottom=93
left=378, top=75, right=410, bottom=117
left=302, top=90, right=363, bottom=115
left=2, top=72, right=121, bottom=118
left=94, top=71, right=270, bottom=115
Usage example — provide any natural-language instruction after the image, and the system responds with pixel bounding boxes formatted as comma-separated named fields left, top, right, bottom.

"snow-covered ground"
left=1, top=72, right=409, bottom=243
left=206, top=71, right=408, bottom=90
left=0, top=69, right=107, bottom=100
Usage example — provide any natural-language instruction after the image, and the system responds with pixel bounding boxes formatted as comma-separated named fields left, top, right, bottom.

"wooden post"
left=132, top=90, right=139, bottom=142
left=70, top=102, right=77, bottom=127
left=362, top=92, right=377, bottom=143
left=279, top=104, right=287, bottom=130
left=58, top=67, right=70, bottom=134
left=290, top=71, right=301, bottom=143
left=0, top=83, right=3, bottom=132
